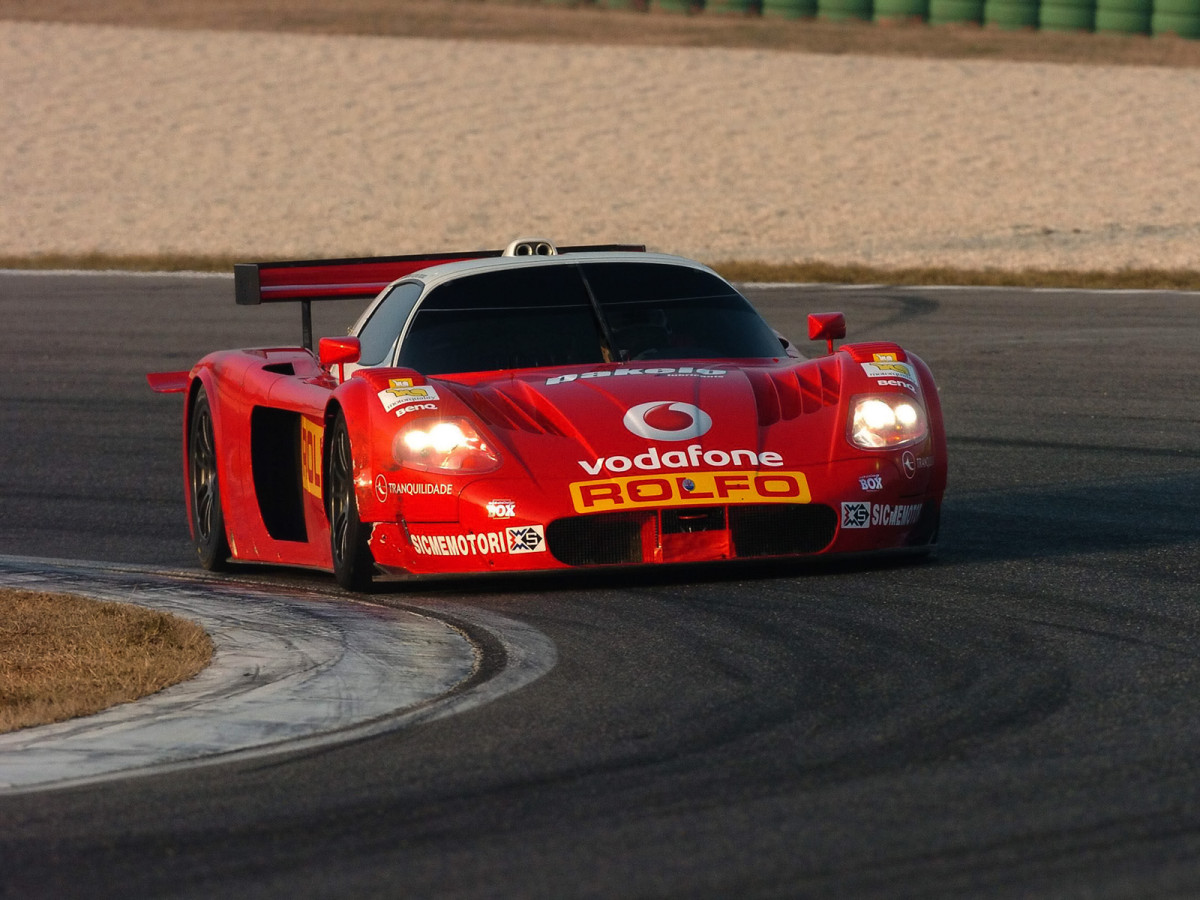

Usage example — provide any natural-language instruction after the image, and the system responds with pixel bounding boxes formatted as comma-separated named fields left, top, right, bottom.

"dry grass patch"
left=0, top=588, right=213, bottom=734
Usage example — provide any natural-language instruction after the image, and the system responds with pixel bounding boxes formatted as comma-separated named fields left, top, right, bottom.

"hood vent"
left=744, top=357, right=841, bottom=427
left=464, top=382, right=571, bottom=437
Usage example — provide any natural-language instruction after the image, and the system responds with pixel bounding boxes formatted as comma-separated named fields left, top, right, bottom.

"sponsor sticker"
left=861, top=362, right=918, bottom=386
left=410, top=525, right=545, bottom=557
left=872, top=503, right=923, bottom=527
left=902, top=451, right=935, bottom=479
left=873, top=352, right=899, bottom=362
left=841, top=502, right=871, bottom=529
left=858, top=474, right=883, bottom=492
left=378, top=380, right=439, bottom=413
left=375, top=476, right=455, bottom=502
left=486, top=499, right=516, bottom=519
left=578, top=444, right=782, bottom=476
left=570, top=470, right=810, bottom=513
left=547, top=367, right=726, bottom=385
left=301, top=418, right=323, bottom=498
left=840, top=501, right=923, bottom=529
left=507, top=525, right=545, bottom=553
left=390, top=402, right=438, bottom=418
left=623, top=401, right=712, bottom=442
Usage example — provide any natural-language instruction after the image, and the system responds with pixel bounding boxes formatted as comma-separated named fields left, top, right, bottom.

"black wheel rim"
left=329, top=425, right=354, bottom=567
left=190, top=406, right=219, bottom=544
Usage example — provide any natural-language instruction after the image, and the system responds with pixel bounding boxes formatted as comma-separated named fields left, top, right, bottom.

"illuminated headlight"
left=393, top=418, right=501, bottom=473
left=849, top=395, right=928, bottom=449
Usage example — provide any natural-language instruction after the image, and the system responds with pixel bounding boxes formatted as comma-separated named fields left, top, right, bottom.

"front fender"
left=326, top=369, right=440, bottom=523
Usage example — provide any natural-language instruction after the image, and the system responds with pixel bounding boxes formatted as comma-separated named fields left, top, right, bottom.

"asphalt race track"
left=1, top=271, right=1198, bottom=898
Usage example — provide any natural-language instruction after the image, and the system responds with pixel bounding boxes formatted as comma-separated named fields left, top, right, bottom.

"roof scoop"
left=504, top=238, right=558, bottom=257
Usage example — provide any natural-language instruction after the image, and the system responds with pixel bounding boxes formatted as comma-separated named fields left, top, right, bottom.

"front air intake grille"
left=546, top=512, right=654, bottom=566
left=546, top=504, right=838, bottom=567
left=728, top=504, right=838, bottom=557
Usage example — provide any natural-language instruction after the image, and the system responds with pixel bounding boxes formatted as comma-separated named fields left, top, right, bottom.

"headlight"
left=849, top=395, right=928, bottom=449
left=393, top=417, right=501, bottom=473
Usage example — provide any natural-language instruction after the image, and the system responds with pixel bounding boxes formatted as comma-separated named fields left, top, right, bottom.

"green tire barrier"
left=1152, top=0, right=1200, bottom=36
left=762, top=0, right=819, bottom=15
left=928, top=0, right=985, bottom=21
left=1094, top=0, right=1152, bottom=31
left=1038, top=0, right=1095, bottom=30
left=819, top=0, right=874, bottom=18
left=1152, top=0, right=1200, bottom=13
left=1153, top=10, right=1200, bottom=34
left=874, top=0, right=929, bottom=20
left=707, top=0, right=757, bottom=11
left=985, top=0, right=1040, bottom=25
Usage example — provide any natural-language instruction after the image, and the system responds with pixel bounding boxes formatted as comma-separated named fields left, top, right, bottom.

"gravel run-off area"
left=3, top=19, right=1199, bottom=270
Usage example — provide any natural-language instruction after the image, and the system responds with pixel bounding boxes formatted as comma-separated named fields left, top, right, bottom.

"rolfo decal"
left=378, top=380, right=439, bottom=413
left=300, top=418, right=323, bottom=498
left=622, top=401, right=713, bottom=442
left=570, top=470, right=810, bottom=513
left=411, top=525, right=545, bottom=557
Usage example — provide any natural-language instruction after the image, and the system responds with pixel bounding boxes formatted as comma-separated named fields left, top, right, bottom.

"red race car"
left=149, top=238, right=946, bottom=590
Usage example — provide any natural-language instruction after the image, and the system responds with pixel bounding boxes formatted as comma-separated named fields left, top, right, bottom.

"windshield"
left=395, top=261, right=782, bottom=375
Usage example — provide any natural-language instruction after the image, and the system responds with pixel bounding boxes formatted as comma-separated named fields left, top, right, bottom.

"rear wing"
left=234, top=240, right=646, bottom=350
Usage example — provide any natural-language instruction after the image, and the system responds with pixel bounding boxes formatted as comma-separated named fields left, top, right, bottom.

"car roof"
left=394, top=250, right=720, bottom=293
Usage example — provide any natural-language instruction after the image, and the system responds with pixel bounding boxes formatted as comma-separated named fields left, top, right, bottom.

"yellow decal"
left=873, top=352, right=898, bottom=362
left=301, top=417, right=324, bottom=498
left=570, top=470, right=810, bottom=514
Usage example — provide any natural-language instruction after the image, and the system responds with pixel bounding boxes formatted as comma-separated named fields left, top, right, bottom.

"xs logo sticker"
left=841, top=502, right=871, bottom=529
left=507, top=525, right=545, bottom=553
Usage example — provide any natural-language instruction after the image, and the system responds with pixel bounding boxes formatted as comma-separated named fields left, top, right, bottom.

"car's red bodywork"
left=151, top=242, right=946, bottom=588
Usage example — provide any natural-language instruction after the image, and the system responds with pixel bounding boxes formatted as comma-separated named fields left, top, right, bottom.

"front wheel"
left=188, top=387, right=231, bottom=570
left=327, top=412, right=375, bottom=591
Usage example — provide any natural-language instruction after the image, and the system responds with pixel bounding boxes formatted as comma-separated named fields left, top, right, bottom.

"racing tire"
left=327, top=412, right=375, bottom=592
left=188, top=387, right=232, bottom=570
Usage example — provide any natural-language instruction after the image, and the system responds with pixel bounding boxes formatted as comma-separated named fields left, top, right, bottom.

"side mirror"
left=318, top=336, right=361, bottom=369
left=807, top=312, right=846, bottom=355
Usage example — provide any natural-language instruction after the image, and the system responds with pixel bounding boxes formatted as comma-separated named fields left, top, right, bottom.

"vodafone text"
left=579, top=444, right=782, bottom=476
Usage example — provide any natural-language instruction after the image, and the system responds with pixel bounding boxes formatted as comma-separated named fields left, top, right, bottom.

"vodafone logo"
left=623, top=401, right=712, bottom=442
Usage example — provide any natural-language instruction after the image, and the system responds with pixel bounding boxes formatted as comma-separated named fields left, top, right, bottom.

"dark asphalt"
left=1, top=272, right=1198, bottom=899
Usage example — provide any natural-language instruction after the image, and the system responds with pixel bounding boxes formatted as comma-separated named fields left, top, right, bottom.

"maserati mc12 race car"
left=148, top=238, right=946, bottom=590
